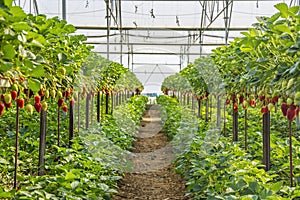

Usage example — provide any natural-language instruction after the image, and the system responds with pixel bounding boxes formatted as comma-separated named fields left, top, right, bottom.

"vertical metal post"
left=58, top=107, right=60, bottom=146
left=119, top=0, right=123, bottom=64
left=232, top=101, right=238, bottom=141
left=69, top=101, right=74, bottom=147
left=105, top=93, right=109, bottom=114
left=38, top=110, right=47, bottom=176
left=205, top=98, right=209, bottom=122
left=86, top=95, right=89, bottom=129
left=14, top=106, right=19, bottom=189
left=262, top=111, right=270, bottom=171
left=97, top=91, right=100, bottom=122
left=197, top=99, right=201, bottom=119
left=217, top=95, right=221, bottom=128
left=77, top=92, right=80, bottom=134
left=62, top=0, right=66, bottom=20
left=289, top=121, right=294, bottom=187
left=106, top=0, right=110, bottom=60
left=111, top=92, right=114, bottom=114
left=244, top=109, right=248, bottom=150
left=224, top=103, right=226, bottom=137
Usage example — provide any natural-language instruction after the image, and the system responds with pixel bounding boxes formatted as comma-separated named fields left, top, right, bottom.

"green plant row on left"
left=0, top=95, right=148, bottom=199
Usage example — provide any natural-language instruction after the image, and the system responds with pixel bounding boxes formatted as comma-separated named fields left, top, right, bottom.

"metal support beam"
left=75, top=26, right=249, bottom=31
left=105, top=0, right=110, bottom=60
left=62, top=0, right=66, bottom=20
left=94, top=51, right=210, bottom=55
left=32, top=0, right=39, bottom=15
left=85, top=42, right=227, bottom=46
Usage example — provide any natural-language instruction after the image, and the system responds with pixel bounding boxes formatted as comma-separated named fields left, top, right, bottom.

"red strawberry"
left=287, top=105, right=296, bottom=122
left=58, top=99, right=64, bottom=107
left=17, top=98, right=24, bottom=108
left=70, top=100, right=75, bottom=106
left=249, top=99, right=256, bottom=107
left=65, top=90, right=71, bottom=98
left=281, top=103, right=288, bottom=117
left=239, top=96, right=244, bottom=104
left=205, top=91, right=209, bottom=97
left=0, top=103, right=4, bottom=116
left=34, top=95, right=41, bottom=104
left=259, top=95, right=265, bottom=101
left=272, top=96, right=279, bottom=103
left=34, top=102, right=42, bottom=113
left=225, top=99, right=230, bottom=105
left=11, top=91, right=18, bottom=100
left=233, top=103, right=238, bottom=113
left=62, top=105, right=68, bottom=112
left=5, top=102, right=12, bottom=109
left=39, top=88, right=45, bottom=97
left=261, top=106, right=269, bottom=115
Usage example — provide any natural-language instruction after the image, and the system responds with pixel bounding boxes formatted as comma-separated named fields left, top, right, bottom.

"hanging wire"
left=176, top=16, right=180, bottom=26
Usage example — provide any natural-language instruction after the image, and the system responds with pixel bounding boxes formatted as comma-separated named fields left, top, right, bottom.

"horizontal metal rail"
left=86, top=42, right=227, bottom=46
left=76, top=26, right=250, bottom=31
left=94, top=51, right=210, bottom=55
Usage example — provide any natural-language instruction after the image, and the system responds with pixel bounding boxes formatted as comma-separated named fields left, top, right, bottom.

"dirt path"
left=114, top=105, right=188, bottom=200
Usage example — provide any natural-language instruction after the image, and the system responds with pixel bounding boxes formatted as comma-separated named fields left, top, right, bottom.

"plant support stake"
left=262, top=111, right=270, bottom=171
left=14, top=105, right=19, bottom=189
left=97, top=91, right=100, bottom=122
left=86, top=94, right=90, bottom=129
left=289, top=121, right=293, bottom=187
left=69, top=101, right=74, bottom=147
left=233, top=102, right=238, bottom=141
left=38, top=109, right=47, bottom=176
left=57, top=107, right=60, bottom=146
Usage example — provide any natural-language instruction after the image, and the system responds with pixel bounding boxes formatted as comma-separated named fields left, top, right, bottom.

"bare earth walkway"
left=114, top=105, right=188, bottom=200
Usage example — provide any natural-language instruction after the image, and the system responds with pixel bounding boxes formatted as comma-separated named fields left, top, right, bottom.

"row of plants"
left=157, top=95, right=300, bottom=199
left=161, top=2, right=299, bottom=189
left=0, top=95, right=147, bottom=199
left=0, top=1, right=145, bottom=198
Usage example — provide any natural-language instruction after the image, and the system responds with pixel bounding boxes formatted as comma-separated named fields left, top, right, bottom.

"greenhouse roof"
left=18, top=0, right=299, bottom=93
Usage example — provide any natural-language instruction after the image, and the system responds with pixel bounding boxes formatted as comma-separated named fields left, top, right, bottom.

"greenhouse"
left=0, top=0, right=300, bottom=199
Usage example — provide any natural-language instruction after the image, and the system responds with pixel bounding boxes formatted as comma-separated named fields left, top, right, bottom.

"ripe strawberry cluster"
left=224, top=92, right=300, bottom=122
left=0, top=80, right=76, bottom=116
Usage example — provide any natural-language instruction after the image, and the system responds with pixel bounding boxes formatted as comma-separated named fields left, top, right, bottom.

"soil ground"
left=114, top=105, right=188, bottom=200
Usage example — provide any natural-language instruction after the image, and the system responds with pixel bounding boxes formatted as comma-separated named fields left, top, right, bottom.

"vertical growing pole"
left=14, top=105, right=19, bottom=189
left=90, top=92, right=94, bottom=124
left=232, top=101, right=238, bottom=141
left=105, top=92, right=109, bottom=114
left=289, top=121, right=293, bottom=187
left=86, top=94, right=89, bottom=129
left=217, top=95, right=221, bottom=128
left=69, top=101, right=74, bottom=147
left=262, top=111, right=270, bottom=171
left=57, top=106, right=60, bottom=146
left=191, top=95, right=195, bottom=113
left=77, top=92, right=80, bottom=134
left=197, top=98, right=201, bottom=119
left=244, top=109, right=248, bottom=150
left=205, top=98, right=209, bottom=122
left=224, top=103, right=227, bottom=137
left=38, top=109, right=47, bottom=176
left=97, top=90, right=100, bottom=123
left=111, top=92, right=114, bottom=114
